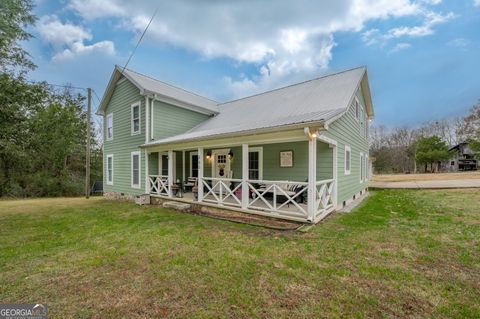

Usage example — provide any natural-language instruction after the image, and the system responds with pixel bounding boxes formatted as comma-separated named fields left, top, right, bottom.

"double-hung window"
left=345, top=145, right=351, bottom=175
left=360, top=153, right=364, bottom=182
left=131, top=102, right=141, bottom=135
left=106, top=114, right=113, bottom=140
left=107, top=154, right=114, bottom=185
left=248, top=147, right=263, bottom=180
left=131, top=151, right=140, bottom=188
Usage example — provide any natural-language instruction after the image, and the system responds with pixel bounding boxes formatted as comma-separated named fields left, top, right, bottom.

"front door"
left=212, top=149, right=231, bottom=193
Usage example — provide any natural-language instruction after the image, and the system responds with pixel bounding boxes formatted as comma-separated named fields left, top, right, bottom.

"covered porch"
left=143, top=129, right=338, bottom=223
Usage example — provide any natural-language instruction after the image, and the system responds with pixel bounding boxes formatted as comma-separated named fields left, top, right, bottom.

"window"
left=161, top=155, right=168, bottom=176
left=360, top=153, right=364, bottom=182
left=106, top=113, right=113, bottom=140
left=354, top=98, right=360, bottom=120
left=450, top=161, right=455, bottom=166
left=190, top=152, right=199, bottom=177
left=360, top=107, right=364, bottom=135
left=217, top=154, right=226, bottom=164
left=131, top=102, right=140, bottom=135
left=131, top=151, right=140, bottom=188
left=248, top=147, right=263, bottom=180
left=106, top=154, right=113, bottom=185
left=366, top=155, right=369, bottom=180
left=345, top=145, right=351, bottom=175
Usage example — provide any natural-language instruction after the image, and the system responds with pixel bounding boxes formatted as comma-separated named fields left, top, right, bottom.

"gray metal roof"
left=146, top=66, right=367, bottom=145
left=119, top=66, right=219, bottom=113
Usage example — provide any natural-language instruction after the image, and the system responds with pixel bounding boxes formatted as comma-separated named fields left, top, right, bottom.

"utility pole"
left=85, top=88, right=91, bottom=199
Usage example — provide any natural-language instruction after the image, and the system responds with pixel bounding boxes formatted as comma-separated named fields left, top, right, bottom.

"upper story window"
left=131, top=102, right=141, bottom=135
left=354, top=98, right=360, bottom=120
left=345, top=145, right=351, bottom=175
left=107, top=154, right=113, bottom=185
left=106, top=113, right=113, bottom=140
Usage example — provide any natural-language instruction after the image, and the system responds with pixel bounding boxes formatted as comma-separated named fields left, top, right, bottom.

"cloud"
left=65, top=0, right=453, bottom=97
left=36, top=15, right=115, bottom=60
left=389, top=42, right=411, bottom=53
left=447, top=38, right=469, bottom=48
left=475, top=0, right=480, bottom=7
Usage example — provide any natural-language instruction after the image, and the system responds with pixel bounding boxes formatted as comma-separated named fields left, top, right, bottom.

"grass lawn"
left=1, top=190, right=479, bottom=318
left=372, top=171, right=480, bottom=182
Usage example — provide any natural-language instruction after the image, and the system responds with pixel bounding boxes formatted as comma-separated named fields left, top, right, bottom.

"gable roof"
left=145, top=66, right=373, bottom=146
left=96, top=65, right=219, bottom=115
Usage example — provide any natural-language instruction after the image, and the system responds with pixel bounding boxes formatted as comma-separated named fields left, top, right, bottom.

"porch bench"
left=256, top=182, right=306, bottom=203
left=184, top=177, right=197, bottom=192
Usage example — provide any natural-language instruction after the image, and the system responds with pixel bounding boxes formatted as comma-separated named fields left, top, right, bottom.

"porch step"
left=163, top=201, right=191, bottom=211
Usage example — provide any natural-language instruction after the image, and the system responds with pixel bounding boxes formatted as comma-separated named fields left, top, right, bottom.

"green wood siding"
left=152, top=100, right=210, bottom=140
left=103, top=78, right=146, bottom=195
left=323, top=88, right=369, bottom=204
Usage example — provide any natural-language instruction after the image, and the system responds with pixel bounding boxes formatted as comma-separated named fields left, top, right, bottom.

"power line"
left=122, top=7, right=158, bottom=72
left=27, top=80, right=87, bottom=91
left=92, top=89, right=102, bottom=104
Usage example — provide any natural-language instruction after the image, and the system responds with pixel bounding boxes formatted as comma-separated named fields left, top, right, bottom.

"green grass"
left=0, top=189, right=479, bottom=318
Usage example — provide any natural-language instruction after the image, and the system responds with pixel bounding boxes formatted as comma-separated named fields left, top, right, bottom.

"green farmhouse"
left=97, top=66, right=374, bottom=223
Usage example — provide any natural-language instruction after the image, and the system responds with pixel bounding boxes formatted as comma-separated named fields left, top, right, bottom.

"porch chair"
left=184, top=177, right=197, bottom=192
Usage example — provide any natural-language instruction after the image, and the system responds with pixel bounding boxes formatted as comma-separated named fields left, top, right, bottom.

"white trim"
left=106, top=154, right=114, bottom=185
left=131, top=101, right=141, bottom=135
left=211, top=148, right=231, bottom=179
left=159, top=152, right=176, bottom=181
left=344, top=145, right=351, bottom=175
left=144, top=96, right=149, bottom=143
left=248, top=146, right=263, bottom=180
left=106, top=113, right=113, bottom=141
left=131, top=151, right=141, bottom=188
left=150, top=99, right=154, bottom=141
left=189, top=151, right=198, bottom=177
left=354, top=97, right=360, bottom=121
left=365, top=154, right=369, bottom=182
left=360, top=152, right=364, bottom=183
left=307, top=136, right=317, bottom=222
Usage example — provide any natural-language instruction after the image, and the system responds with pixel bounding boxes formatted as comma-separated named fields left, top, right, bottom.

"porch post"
left=241, top=144, right=249, bottom=209
left=144, top=150, right=149, bottom=194
left=333, top=145, right=338, bottom=207
left=198, top=147, right=204, bottom=201
left=182, top=150, right=186, bottom=184
left=168, top=150, right=173, bottom=197
left=307, top=135, right=317, bottom=222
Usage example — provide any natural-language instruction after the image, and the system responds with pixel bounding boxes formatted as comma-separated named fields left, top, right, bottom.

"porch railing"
left=201, top=177, right=243, bottom=208
left=149, top=175, right=169, bottom=196
left=315, top=179, right=335, bottom=219
left=246, top=180, right=309, bottom=219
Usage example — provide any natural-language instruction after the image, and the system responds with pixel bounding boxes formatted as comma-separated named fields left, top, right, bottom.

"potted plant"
left=192, top=186, right=198, bottom=200
left=171, top=184, right=179, bottom=196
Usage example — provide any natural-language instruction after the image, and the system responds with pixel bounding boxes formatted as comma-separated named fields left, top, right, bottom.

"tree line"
left=370, top=103, right=480, bottom=174
left=0, top=0, right=102, bottom=197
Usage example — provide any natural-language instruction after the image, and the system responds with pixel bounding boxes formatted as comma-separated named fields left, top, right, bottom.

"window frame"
left=190, top=151, right=199, bottom=178
left=106, top=113, right=113, bottom=141
left=365, top=154, right=369, bottom=181
left=106, top=154, right=114, bottom=185
left=248, top=146, right=263, bottom=180
left=354, top=97, right=360, bottom=121
left=360, top=152, right=364, bottom=183
left=131, top=151, right=141, bottom=189
left=344, top=145, right=351, bottom=175
left=131, top=101, right=141, bottom=135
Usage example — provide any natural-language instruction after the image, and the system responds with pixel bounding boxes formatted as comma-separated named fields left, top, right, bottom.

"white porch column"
left=197, top=148, right=204, bottom=201
left=241, top=144, right=249, bottom=209
left=168, top=150, right=174, bottom=197
left=145, top=96, right=150, bottom=144
left=333, top=145, right=338, bottom=207
left=144, top=150, right=149, bottom=194
left=182, top=150, right=186, bottom=184
left=307, top=136, right=317, bottom=222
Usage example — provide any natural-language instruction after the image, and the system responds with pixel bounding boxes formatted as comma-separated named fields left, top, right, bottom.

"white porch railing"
left=315, top=179, right=335, bottom=219
left=201, top=177, right=243, bottom=208
left=246, top=180, right=309, bottom=219
left=149, top=175, right=169, bottom=196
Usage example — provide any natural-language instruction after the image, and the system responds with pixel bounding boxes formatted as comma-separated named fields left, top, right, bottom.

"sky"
left=26, top=0, right=480, bottom=127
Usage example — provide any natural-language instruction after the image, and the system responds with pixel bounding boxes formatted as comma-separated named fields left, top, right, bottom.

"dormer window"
left=354, top=98, right=360, bottom=120
left=131, top=102, right=141, bottom=135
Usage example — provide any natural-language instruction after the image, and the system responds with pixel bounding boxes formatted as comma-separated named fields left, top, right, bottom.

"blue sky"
left=27, top=0, right=480, bottom=126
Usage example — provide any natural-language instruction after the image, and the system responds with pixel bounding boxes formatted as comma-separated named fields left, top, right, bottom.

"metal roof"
left=146, top=66, right=368, bottom=146
left=97, top=66, right=219, bottom=115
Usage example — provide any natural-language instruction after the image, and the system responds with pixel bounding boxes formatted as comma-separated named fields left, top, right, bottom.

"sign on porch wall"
left=280, top=150, right=293, bottom=167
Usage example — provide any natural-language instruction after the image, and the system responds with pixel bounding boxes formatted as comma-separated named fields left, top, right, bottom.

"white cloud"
left=66, top=0, right=455, bottom=97
left=474, top=0, right=480, bottom=7
left=447, top=38, right=469, bottom=48
left=37, top=15, right=115, bottom=61
left=389, top=42, right=411, bottom=53
left=386, top=11, right=455, bottom=38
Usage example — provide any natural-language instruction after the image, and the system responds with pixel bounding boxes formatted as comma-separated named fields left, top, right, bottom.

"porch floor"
left=151, top=191, right=310, bottom=225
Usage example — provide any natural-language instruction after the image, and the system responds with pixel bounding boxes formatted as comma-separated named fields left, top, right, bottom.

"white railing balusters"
left=148, top=175, right=169, bottom=196
left=315, top=179, right=335, bottom=219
